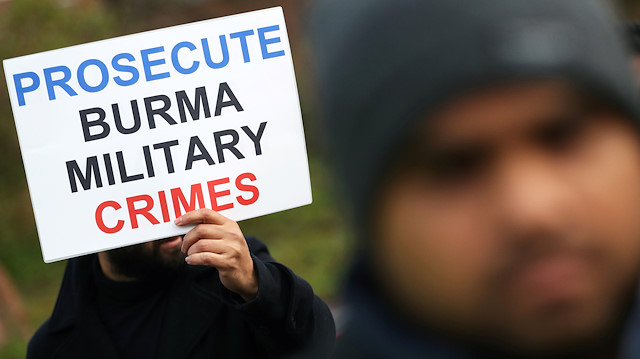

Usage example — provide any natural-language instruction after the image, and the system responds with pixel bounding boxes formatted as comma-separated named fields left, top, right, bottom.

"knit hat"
left=309, top=0, right=639, bottom=224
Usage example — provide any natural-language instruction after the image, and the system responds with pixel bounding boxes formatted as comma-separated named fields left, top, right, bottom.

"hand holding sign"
left=177, top=208, right=258, bottom=301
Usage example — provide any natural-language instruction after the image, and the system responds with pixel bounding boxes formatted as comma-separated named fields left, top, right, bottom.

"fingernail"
left=174, top=217, right=182, bottom=225
left=185, top=256, right=191, bottom=264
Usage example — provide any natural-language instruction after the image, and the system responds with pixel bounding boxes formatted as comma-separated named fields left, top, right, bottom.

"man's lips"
left=504, top=254, right=592, bottom=309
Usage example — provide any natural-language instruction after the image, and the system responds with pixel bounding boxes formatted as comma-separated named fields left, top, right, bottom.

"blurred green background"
left=0, top=0, right=352, bottom=357
left=0, top=0, right=638, bottom=357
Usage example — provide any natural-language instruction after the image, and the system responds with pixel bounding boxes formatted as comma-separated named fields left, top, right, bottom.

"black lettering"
left=80, top=107, right=109, bottom=142
left=143, top=145, right=155, bottom=178
left=116, top=151, right=144, bottom=183
left=66, top=157, right=102, bottom=193
left=214, top=82, right=243, bottom=116
left=103, top=153, right=115, bottom=185
left=113, top=101, right=141, bottom=134
left=241, top=122, right=267, bottom=156
left=176, top=87, right=211, bottom=123
left=213, top=129, right=244, bottom=163
left=185, top=136, right=215, bottom=170
left=153, top=140, right=179, bottom=174
left=145, top=95, right=177, bottom=129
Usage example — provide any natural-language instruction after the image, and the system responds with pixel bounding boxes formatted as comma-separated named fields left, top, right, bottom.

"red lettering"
left=207, top=177, right=233, bottom=211
left=171, top=184, right=205, bottom=218
left=97, top=173, right=261, bottom=233
left=126, top=194, right=159, bottom=229
left=236, top=172, right=259, bottom=205
left=95, top=200, right=125, bottom=234
left=158, top=190, right=170, bottom=222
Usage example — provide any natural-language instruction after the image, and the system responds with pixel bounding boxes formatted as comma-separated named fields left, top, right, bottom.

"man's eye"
left=534, top=114, right=589, bottom=152
left=420, top=148, right=486, bottom=183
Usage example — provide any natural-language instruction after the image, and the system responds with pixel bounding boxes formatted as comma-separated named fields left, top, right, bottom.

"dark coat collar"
left=339, top=256, right=640, bottom=359
left=48, top=254, right=95, bottom=333
left=47, top=254, right=224, bottom=359
left=337, top=256, right=473, bottom=358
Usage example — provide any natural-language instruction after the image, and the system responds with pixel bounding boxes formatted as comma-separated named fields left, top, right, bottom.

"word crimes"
left=95, top=172, right=259, bottom=234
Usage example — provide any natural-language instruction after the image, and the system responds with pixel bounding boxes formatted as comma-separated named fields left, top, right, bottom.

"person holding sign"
left=3, top=8, right=335, bottom=358
left=311, top=0, right=640, bottom=358
left=27, top=208, right=335, bottom=359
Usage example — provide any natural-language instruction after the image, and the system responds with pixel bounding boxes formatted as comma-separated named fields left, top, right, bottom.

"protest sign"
left=3, top=7, right=312, bottom=263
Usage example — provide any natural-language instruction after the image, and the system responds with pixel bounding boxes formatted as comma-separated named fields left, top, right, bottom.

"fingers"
left=181, top=224, right=229, bottom=253
left=175, top=210, right=256, bottom=300
left=176, top=208, right=241, bottom=253
left=184, top=252, right=226, bottom=267
left=185, top=238, right=230, bottom=257
left=175, top=208, right=229, bottom=226
left=185, top=250, right=258, bottom=301
left=184, top=250, right=245, bottom=271
left=176, top=209, right=244, bottom=255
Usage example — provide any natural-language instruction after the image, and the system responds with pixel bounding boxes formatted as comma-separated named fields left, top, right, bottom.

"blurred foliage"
left=0, top=2, right=117, bottom=358
left=0, top=0, right=351, bottom=358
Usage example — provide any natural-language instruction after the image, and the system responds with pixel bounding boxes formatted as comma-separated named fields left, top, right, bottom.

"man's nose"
left=493, top=150, right=572, bottom=238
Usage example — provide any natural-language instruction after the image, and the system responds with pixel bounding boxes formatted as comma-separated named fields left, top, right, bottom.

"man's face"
left=105, top=236, right=185, bottom=279
left=371, top=80, right=640, bottom=355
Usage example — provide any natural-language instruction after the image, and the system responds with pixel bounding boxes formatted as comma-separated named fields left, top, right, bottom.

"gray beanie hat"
left=310, top=0, right=639, bottom=224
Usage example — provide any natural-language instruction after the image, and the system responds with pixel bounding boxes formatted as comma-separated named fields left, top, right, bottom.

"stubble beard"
left=105, top=241, right=187, bottom=279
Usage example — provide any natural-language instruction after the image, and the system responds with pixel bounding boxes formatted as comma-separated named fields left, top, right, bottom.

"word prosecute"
left=13, top=24, right=285, bottom=106
left=95, top=172, right=260, bottom=234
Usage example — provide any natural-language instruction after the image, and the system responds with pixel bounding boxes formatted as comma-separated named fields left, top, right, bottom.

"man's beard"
left=105, top=239, right=187, bottom=279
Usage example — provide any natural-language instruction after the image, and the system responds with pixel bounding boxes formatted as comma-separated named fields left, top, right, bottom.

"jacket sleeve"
left=26, top=319, right=50, bottom=359
left=219, top=235, right=336, bottom=358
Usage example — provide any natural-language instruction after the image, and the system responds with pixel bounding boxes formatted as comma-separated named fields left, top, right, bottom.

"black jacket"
left=27, top=235, right=335, bottom=359
left=333, top=257, right=640, bottom=359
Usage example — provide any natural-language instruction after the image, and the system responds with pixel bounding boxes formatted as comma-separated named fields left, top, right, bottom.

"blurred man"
left=27, top=208, right=335, bottom=359
left=311, top=0, right=640, bottom=357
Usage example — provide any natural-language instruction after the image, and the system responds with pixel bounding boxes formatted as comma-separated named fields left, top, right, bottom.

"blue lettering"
left=77, top=59, right=109, bottom=93
left=43, top=65, right=78, bottom=101
left=258, top=25, right=285, bottom=59
left=171, top=41, right=199, bottom=74
left=112, top=53, right=140, bottom=87
left=229, top=30, right=255, bottom=63
left=13, top=72, right=40, bottom=107
left=17, top=26, right=284, bottom=102
left=202, top=36, right=230, bottom=69
left=140, top=46, right=170, bottom=81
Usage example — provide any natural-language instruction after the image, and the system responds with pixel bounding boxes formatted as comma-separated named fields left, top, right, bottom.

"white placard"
left=3, top=7, right=312, bottom=263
